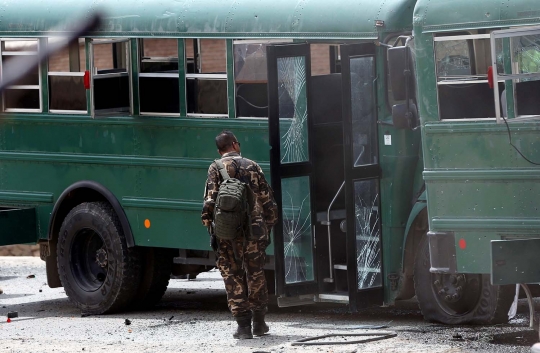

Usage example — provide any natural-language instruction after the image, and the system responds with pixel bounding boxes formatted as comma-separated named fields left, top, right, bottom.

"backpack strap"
left=214, top=159, right=230, bottom=180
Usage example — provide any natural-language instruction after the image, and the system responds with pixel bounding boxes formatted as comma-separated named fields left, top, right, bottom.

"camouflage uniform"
left=202, top=152, right=278, bottom=317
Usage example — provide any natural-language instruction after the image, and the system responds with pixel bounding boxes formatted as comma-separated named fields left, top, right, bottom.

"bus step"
left=0, top=207, right=37, bottom=246
left=317, top=292, right=349, bottom=303
left=316, top=209, right=346, bottom=223
left=334, top=264, right=347, bottom=270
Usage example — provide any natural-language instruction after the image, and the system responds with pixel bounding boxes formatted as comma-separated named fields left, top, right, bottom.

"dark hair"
left=215, top=130, right=237, bottom=152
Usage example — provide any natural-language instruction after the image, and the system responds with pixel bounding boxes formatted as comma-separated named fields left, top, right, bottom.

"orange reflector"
left=459, top=238, right=466, bottom=249
left=144, top=219, right=151, bottom=229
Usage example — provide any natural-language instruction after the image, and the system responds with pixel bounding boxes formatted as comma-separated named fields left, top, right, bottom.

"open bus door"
left=267, top=42, right=382, bottom=310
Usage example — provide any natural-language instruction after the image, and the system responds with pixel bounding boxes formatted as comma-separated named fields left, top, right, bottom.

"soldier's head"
left=216, top=130, right=241, bottom=156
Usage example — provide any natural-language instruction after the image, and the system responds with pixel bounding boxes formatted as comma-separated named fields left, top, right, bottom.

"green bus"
left=405, top=0, right=540, bottom=324
left=0, top=0, right=517, bottom=324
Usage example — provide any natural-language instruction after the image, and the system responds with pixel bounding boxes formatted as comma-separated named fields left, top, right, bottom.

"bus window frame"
left=138, top=38, right=180, bottom=117
left=47, top=38, right=88, bottom=115
left=185, top=39, right=228, bottom=118
left=491, top=26, right=540, bottom=124
left=0, top=38, right=42, bottom=113
left=433, top=33, right=497, bottom=121
left=89, top=38, right=133, bottom=118
left=233, top=39, right=272, bottom=119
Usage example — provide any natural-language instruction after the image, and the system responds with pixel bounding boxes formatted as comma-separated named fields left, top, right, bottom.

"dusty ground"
left=0, top=245, right=39, bottom=256
left=0, top=256, right=539, bottom=353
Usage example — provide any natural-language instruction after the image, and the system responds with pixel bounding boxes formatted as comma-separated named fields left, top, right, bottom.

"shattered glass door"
left=277, top=56, right=309, bottom=163
left=267, top=43, right=317, bottom=299
left=350, top=56, right=376, bottom=166
left=348, top=54, right=381, bottom=289
left=341, top=43, right=383, bottom=306
left=354, top=180, right=381, bottom=289
left=277, top=56, right=314, bottom=284
left=281, top=176, right=314, bottom=283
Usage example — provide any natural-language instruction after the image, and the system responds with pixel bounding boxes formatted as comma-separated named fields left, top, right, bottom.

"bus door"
left=268, top=42, right=382, bottom=310
left=340, top=43, right=383, bottom=310
left=267, top=43, right=318, bottom=306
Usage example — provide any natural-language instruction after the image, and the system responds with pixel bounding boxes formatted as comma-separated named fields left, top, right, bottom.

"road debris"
left=452, top=333, right=464, bottom=341
left=291, top=332, right=398, bottom=346
left=125, top=319, right=131, bottom=325
left=26, top=274, right=35, bottom=279
left=7, top=311, right=18, bottom=319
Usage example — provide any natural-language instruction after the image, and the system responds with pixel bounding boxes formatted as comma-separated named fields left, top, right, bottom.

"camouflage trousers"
left=216, top=237, right=268, bottom=317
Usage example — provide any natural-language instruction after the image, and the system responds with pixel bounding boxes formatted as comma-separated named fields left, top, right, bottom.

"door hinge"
left=387, top=273, right=399, bottom=291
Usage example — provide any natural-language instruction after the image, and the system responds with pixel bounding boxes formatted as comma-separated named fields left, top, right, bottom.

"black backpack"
left=213, top=159, right=253, bottom=240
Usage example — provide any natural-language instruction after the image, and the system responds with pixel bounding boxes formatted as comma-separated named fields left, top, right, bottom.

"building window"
left=185, top=39, right=227, bottom=116
left=0, top=39, right=41, bottom=112
left=139, top=38, right=179, bottom=115
left=90, top=39, right=131, bottom=116
left=48, top=38, right=87, bottom=113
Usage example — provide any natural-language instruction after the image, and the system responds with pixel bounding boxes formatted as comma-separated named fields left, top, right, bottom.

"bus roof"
left=0, top=0, right=415, bottom=39
left=414, top=0, right=540, bottom=33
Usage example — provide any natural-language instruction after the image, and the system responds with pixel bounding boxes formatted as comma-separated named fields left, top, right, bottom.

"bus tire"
left=414, top=234, right=514, bottom=325
left=132, top=248, right=173, bottom=309
left=57, top=202, right=141, bottom=315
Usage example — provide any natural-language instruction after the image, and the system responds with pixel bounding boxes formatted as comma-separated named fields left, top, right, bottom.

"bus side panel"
left=0, top=117, right=271, bottom=250
left=424, top=123, right=540, bottom=274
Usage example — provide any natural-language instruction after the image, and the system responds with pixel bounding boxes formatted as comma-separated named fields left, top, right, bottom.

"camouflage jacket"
left=202, top=152, right=278, bottom=238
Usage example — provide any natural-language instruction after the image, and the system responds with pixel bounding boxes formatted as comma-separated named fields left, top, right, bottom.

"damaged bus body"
left=403, top=0, right=540, bottom=323
left=0, top=0, right=521, bottom=324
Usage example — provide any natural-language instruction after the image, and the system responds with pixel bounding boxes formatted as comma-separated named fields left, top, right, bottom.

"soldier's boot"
left=233, top=314, right=253, bottom=339
left=252, top=310, right=269, bottom=336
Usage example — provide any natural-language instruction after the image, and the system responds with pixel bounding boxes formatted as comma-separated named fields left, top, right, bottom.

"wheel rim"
left=70, top=228, right=108, bottom=292
left=430, top=273, right=482, bottom=316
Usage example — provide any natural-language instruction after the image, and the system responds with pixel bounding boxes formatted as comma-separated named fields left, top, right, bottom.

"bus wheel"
left=414, top=234, right=515, bottom=324
left=57, top=202, right=141, bottom=315
left=132, top=248, right=174, bottom=309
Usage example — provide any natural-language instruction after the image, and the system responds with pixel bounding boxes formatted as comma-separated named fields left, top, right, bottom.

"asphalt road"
left=1, top=257, right=539, bottom=353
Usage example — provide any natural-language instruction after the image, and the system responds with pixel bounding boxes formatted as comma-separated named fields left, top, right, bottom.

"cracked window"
left=350, top=56, right=376, bottom=166
left=234, top=42, right=269, bottom=118
left=277, top=56, right=309, bottom=164
left=281, top=176, right=314, bottom=284
left=511, top=35, right=540, bottom=75
left=354, top=179, right=381, bottom=289
left=493, top=30, right=540, bottom=118
left=435, top=40, right=472, bottom=77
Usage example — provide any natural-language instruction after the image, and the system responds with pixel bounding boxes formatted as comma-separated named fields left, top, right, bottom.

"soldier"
left=202, top=130, right=278, bottom=339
